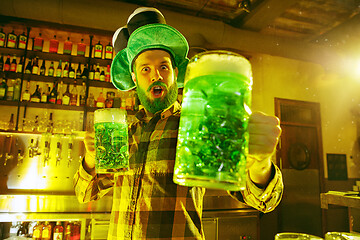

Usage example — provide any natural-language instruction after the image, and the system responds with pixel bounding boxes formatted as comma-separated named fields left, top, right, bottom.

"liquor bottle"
left=77, top=38, right=86, bottom=56
left=47, top=112, right=54, bottom=133
left=41, top=84, right=49, bottom=103
left=10, top=54, right=17, bottom=72
left=53, top=221, right=64, bottom=240
left=17, top=32, right=27, bottom=49
left=8, top=113, right=15, bottom=131
left=56, top=81, right=63, bottom=104
left=133, top=91, right=140, bottom=111
left=79, top=82, right=86, bottom=106
left=64, top=37, right=72, bottom=55
left=105, top=91, right=114, bottom=108
left=25, top=58, right=32, bottom=74
left=87, top=92, right=95, bottom=107
left=6, top=79, right=14, bottom=100
left=48, top=61, right=55, bottom=77
left=62, top=84, right=71, bottom=105
left=0, top=54, right=4, bottom=71
left=70, top=80, right=78, bottom=106
left=72, top=222, right=80, bottom=240
left=33, top=33, right=44, bottom=51
left=49, top=35, right=59, bottom=53
left=105, top=65, right=110, bottom=82
left=96, top=91, right=105, bottom=108
left=88, top=64, right=94, bottom=80
left=32, top=221, right=43, bottom=240
left=94, top=41, right=103, bottom=59
left=76, top=63, right=82, bottom=79
left=64, top=222, right=73, bottom=240
left=30, top=84, right=41, bottom=102
left=63, top=61, right=69, bottom=78
left=41, top=221, right=52, bottom=240
left=105, top=42, right=113, bottom=59
left=69, top=62, right=75, bottom=79
left=0, top=28, right=5, bottom=47
left=126, top=91, right=133, bottom=110
left=40, top=59, right=46, bottom=75
left=17, top=222, right=28, bottom=237
left=6, top=30, right=17, bottom=48
left=81, top=64, right=89, bottom=79
left=48, top=80, right=58, bottom=104
left=22, top=81, right=31, bottom=101
left=32, top=57, right=39, bottom=75
left=56, top=60, right=62, bottom=77
left=13, top=78, right=21, bottom=101
left=4, top=55, right=10, bottom=71
left=94, top=64, right=100, bottom=80
left=16, top=56, right=24, bottom=73
left=99, top=67, right=105, bottom=81
left=0, top=78, right=7, bottom=100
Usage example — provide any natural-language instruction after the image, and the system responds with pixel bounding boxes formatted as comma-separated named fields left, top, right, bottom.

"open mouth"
left=151, top=85, right=165, bottom=98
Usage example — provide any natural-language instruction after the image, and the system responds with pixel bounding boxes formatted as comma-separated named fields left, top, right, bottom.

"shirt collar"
left=135, top=101, right=181, bottom=122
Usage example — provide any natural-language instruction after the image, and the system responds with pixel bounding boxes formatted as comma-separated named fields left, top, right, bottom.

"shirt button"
left=125, top=232, right=130, bottom=238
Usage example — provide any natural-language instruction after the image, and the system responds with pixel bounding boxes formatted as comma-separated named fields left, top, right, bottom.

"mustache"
left=147, top=81, right=168, bottom=92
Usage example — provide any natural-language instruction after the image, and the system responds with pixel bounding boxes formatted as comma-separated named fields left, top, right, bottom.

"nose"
left=151, top=69, right=163, bottom=82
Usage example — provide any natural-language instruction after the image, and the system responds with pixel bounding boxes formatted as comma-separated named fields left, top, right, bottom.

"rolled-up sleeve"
left=228, top=163, right=283, bottom=213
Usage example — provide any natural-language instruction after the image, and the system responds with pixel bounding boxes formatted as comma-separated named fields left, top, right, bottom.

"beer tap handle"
left=55, top=141, right=62, bottom=166
left=15, top=137, right=24, bottom=166
left=4, top=135, right=14, bottom=166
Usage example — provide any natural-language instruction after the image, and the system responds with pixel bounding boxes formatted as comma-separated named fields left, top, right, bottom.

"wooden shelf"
left=0, top=46, right=24, bottom=56
left=26, top=50, right=89, bottom=65
left=20, top=102, right=84, bottom=111
left=321, top=191, right=360, bottom=209
left=22, top=73, right=86, bottom=85
left=88, top=80, right=115, bottom=89
left=0, top=99, right=19, bottom=106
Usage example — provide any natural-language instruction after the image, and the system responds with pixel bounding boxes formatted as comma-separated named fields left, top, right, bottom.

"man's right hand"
left=83, top=131, right=96, bottom=173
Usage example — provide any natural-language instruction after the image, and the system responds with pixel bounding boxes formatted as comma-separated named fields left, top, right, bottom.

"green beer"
left=174, top=51, right=252, bottom=191
left=94, top=108, right=129, bottom=173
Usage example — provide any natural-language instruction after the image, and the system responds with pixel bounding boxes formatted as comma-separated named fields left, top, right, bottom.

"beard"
left=136, top=81, right=178, bottom=114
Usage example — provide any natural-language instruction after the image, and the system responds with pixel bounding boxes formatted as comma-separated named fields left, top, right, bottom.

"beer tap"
left=15, top=137, right=24, bottom=166
left=29, top=137, right=40, bottom=158
left=43, top=139, right=51, bottom=166
left=4, top=135, right=13, bottom=166
left=55, top=141, right=62, bottom=166
left=67, top=135, right=74, bottom=167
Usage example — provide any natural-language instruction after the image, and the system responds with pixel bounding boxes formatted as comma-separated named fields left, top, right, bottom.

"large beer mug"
left=275, top=233, right=323, bottom=240
left=94, top=108, right=129, bottom=173
left=174, top=50, right=253, bottom=191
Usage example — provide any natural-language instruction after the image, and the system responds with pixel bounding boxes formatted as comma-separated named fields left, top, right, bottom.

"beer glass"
left=94, top=108, right=129, bottom=173
left=275, top=233, right=323, bottom=240
left=174, top=50, right=253, bottom=191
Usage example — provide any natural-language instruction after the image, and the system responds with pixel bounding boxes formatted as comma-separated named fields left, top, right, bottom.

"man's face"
left=132, top=50, right=179, bottom=114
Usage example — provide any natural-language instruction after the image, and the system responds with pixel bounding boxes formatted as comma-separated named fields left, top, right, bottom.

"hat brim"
left=111, top=24, right=189, bottom=91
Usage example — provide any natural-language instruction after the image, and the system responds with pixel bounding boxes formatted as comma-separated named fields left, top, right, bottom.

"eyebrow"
left=137, top=60, right=171, bottom=69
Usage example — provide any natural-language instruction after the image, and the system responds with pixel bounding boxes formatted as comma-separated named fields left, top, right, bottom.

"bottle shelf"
left=0, top=71, right=23, bottom=79
left=20, top=102, right=84, bottom=111
left=25, top=50, right=89, bottom=65
left=89, top=57, right=112, bottom=66
left=0, top=99, right=19, bottom=106
left=88, top=80, right=114, bottom=88
left=22, top=73, right=87, bottom=85
left=0, top=46, right=24, bottom=56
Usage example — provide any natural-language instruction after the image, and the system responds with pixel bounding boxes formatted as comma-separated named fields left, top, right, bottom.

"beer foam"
left=94, top=108, right=127, bottom=123
left=186, top=52, right=252, bottom=82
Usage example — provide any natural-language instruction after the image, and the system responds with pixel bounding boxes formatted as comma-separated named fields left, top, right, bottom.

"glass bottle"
left=63, top=61, right=69, bottom=78
left=53, top=221, right=64, bottom=240
left=41, top=84, right=49, bottom=103
left=79, top=82, right=86, bottom=106
left=32, top=57, right=39, bottom=75
left=72, top=222, right=80, bottom=240
left=56, top=81, right=63, bottom=105
left=94, top=41, right=103, bottom=59
left=88, top=64, right=94, bottom=80
left=16, top=56, right=24, bottom=73
left=48, top=80, right=58, bottom=104
left=0, top=28, right=5, bottom=47
left=41, top=221, right=52, bottom=240
left=6, top=79, right=14, bottom=101
left=105, top=91, right=114, bottom=108
left=33, top=33, right=44, bottom=51
left=105, top=65, right=110, bottom=82
left=30, top=84, right=41, bottom=102
left=62, top=84, right=71, bottom=105
left=64, top=37, right=72, bottom=55
left=76, top=63, right=82, bottom=79
left=96, top=91, right=105, bottom=108
left=32, top=221, right=43, bottom=240
left=13, top=78, right=21, bottom=101
left=18, top=32, right=27, bottom=50
left=22, top=80, right=31, bottom=101
left=56, top=60, right=62, bottom=77
left=8, top=113, right=15, bottom=131
left=126, top=91, right=133, bottom=110
left=0, top=78, right=7, bottom=100
left=6, top=30, right=17, bottom=48
left=10, top=54, right=17, bottom=72
left=94, top=63, right=100, bottom=80
left=77, top=38, right=86, bottom=56
left=105, top=42, right=113, bottom=59
left=99, top=67, right=105, bottom=81
left=25, top=58, right=32, bottom=74
left=69, top=62, right=75, bottom=79
left=87, top=92, right=95, bottom=107
left=0, top=54, right=3, bottom=71
left=64, top=222, right=72, bottom=240
left=4, top=55, right=10, bottom=71
left=48, top=61, right=55, bottom=77
left=40, top=59, right=46, bottom=75
left=81, top=64, right=89, bottom=79
left=49, top=35, right=59, bottom=53
left=70, top=80, right=78, bottom=106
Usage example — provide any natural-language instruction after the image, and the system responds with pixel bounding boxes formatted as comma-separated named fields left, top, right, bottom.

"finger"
left=249, top=112, right=280, bottom=125
left=248, top=122, right=281, bottom=135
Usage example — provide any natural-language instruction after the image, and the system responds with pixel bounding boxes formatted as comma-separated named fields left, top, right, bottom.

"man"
left=74, top=7, right=283, bottom=240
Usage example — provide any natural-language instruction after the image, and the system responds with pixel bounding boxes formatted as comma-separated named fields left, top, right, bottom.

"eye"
left=141, top=66, right=150, bottom=73
left=160, top=64, right=169, bottom=70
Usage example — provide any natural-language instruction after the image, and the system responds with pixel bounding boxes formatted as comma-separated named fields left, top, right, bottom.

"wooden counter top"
left=321, top=191, right=360, bottom=209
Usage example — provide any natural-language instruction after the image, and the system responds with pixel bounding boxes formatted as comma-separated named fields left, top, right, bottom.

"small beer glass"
left=94, top=108, right=129, bottom=173
left=174, top=50, right=253, bottom=191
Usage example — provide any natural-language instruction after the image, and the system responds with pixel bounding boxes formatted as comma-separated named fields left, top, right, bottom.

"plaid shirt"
left=74, top=101, right=283, bottom=240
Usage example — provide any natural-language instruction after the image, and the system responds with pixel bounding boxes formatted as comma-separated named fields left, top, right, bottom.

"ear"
left=174, top=67, right=178, bottom=78
left=131, top=72, right=137, bottom=84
